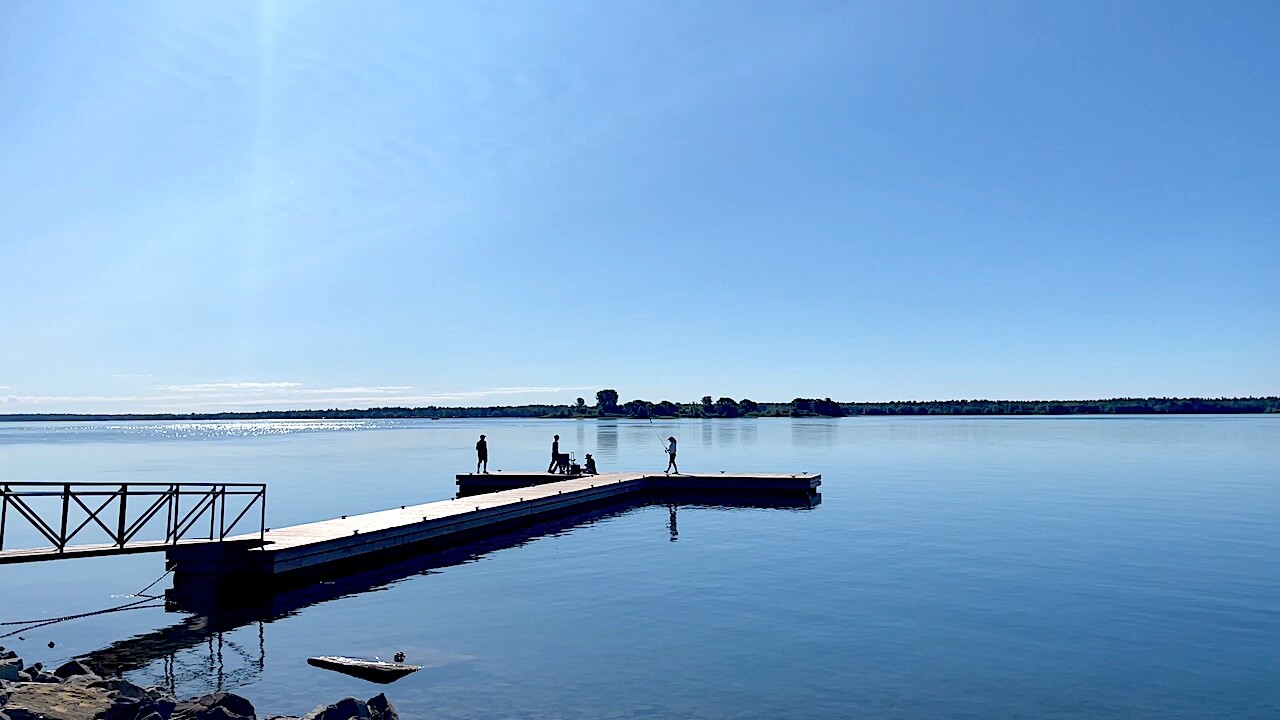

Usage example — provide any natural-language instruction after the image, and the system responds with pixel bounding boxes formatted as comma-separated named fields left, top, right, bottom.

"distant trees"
left=4, top=394, right=1277, bottom=424
left=653, top=400, right=680, bottom=417
left=595, top=389, right=619, bottom=414
left=621, top=399, right=654, bottom=418
left=714, top=397, right=741, bottom=418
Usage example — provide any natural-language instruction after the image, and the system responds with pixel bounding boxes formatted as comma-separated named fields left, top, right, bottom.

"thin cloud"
left=159, top=382, right=304, bottom=393
left=432, top=386, right=595, bottom=400
left=317, top=386, right=413, bottom=394
left=148, top=386, right=598, bottom=408
left=0, top=385, right=595, bottom=410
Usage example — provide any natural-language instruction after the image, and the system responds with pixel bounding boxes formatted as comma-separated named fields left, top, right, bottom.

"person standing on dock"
left=475, top=434, right=488, bottom=474
left=547, top=434, right=561, bottom=473
left=664, top=436, right=679, bottom=475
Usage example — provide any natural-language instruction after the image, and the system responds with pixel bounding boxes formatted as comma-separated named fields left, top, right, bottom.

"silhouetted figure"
left=475, top=434, right=488, bottom=474
left=584, top=453, right=598, bottom=475
left=664, top=436, right=678, bottom=475
left=548, top=435, right=561, bottom=473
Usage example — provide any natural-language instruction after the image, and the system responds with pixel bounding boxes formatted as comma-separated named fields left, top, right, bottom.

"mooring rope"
left=0, top=597, right=165, bottom=639
left=0, top=569, right=175, bottom=637
left=133, top=569, right=173, bottom=598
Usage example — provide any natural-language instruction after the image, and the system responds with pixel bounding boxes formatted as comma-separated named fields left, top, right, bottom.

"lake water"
left=1, top=416, right=1277, bottom=719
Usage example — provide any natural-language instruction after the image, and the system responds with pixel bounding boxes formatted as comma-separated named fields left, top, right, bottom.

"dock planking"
left=167, top=471, right=819, bottom=582
left=455, top=470, right=821, bottom=495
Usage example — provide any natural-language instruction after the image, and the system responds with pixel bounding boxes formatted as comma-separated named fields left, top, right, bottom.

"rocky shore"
left=0, top=647, right=398, bottom=720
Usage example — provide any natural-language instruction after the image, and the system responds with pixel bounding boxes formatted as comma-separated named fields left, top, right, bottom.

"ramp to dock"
left=168, top=471, right=819, bottom=582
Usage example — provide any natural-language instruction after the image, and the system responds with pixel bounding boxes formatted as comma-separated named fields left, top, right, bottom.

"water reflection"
left=0, top=421, right=385, bottom=445
left=595, top=421, right=618, bottom=462
left=82, top=493, right=819, bottom=694
left=85, top=616, right=266, bottom=696
left=718, top=422, right=740, bottom=448
left=790, top=418, right=840, bottom=447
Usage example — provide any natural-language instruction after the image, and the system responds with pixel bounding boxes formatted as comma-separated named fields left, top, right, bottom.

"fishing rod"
left=652, top=429, right=667, bottom=449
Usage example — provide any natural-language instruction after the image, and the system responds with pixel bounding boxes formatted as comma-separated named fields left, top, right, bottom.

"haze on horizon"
left=1, top=1, right=1277, bottom=415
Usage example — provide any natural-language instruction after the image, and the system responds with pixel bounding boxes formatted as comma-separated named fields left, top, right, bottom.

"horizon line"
left=1, top=394, right=1276, bottom=419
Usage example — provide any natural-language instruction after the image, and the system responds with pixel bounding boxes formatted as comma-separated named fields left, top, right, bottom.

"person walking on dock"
left=475, top=434, right=488, bottom=474
left=664, top=436, right=679, bottom=475
left=547, top=434, right=561, bottom=473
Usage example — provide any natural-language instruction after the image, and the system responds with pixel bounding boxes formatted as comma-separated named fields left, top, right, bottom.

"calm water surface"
left=1, top=417, right=1277, bottom=719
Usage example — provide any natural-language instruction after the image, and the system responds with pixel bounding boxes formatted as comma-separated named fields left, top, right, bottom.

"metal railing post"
left=166, top=485, right=175, bottom=543
left=260, top=486, right=267, bottom=543
left=1, top=485, right=8, bottom=552
left=59, top=484, right=70, bottom=552
left=117, top=484, right=128, bottom=547
left=219, top=486, right=228, bottom=540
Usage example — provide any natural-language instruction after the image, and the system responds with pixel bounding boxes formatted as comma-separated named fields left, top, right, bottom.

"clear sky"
left=1, top=1, right=1277, bottom=413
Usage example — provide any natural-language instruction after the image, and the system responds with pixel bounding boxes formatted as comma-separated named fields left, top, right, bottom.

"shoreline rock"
left=0, top=647, right=397, bottom=720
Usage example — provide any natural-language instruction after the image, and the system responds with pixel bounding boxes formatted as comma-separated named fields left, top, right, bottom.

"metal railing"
left=0, top=483, right=266, bottom=554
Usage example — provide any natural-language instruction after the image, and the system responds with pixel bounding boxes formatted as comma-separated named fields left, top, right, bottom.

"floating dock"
left=167, top=471, right=819, bottom=588
left=455, top=470, right=821, bottom=496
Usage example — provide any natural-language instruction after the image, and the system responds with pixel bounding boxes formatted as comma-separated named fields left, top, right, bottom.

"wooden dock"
left=167, top=471, right=819, bottom=586
left=455, top=470, right=821, bottom=496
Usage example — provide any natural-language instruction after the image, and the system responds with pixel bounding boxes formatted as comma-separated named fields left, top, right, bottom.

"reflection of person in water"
left=584, top=453, right=598, bottom=475
left=667, top=503, right=678, bottom=542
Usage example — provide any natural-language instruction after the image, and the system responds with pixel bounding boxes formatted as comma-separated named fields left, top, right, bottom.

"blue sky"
left=1, top=1, right=1276, bottom=413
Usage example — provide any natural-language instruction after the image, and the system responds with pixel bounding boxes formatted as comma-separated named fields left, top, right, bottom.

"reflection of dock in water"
left=81, top=493, right=819, bottom=685
left=82, top=615, right=265, bottom=695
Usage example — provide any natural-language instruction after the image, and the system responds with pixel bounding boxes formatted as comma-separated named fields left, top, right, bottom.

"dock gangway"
left=0, top=482, right=266, bottom=564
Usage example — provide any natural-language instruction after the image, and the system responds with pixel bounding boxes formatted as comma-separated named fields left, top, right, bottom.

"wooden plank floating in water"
left=306, top=656, right=421, bottom=684
left=167, top=471, right=820, bottom=582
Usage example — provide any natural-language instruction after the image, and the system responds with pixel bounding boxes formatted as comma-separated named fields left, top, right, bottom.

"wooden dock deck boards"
left=165, top=470, right=819, bottom=579
left=258, top=472, right=644, bottom=553
left=456, top=470, right=820, bottom=495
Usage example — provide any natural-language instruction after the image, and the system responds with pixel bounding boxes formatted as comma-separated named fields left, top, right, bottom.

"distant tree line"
left=1, top=392, right=1276, bottom=423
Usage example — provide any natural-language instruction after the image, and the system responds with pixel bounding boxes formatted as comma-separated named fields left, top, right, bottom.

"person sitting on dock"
left=583, top=453, right=598, bottom=475
left=475, top=434, right=488, bottom=474
left=547, top=435, right=561, bottom=473
left=664, top=436, right=679, bottom=475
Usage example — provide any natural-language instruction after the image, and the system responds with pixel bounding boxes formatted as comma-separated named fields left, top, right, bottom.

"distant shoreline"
left=1, top=396, right=1276, bottom=422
